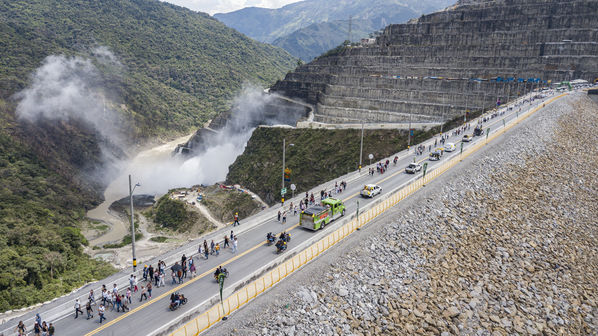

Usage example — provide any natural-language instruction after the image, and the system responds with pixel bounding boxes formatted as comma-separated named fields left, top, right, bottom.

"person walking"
left=148, top=265, right=154, bottom=282
left=33, top=322, right=41, bottom=336
left=126, top=288, right=132, bottom=304
left=210, top=240, right=215, bottom=255
left=190, top=262, right=197, bottom=278
left=133, top=275, right=138, bottom=292
left=101, top=289, right=108, bottom=306
left=223, top=236, right=229, bottom=248
left=129, top=274, right=135, bottom=291
left=215, top=243, right=220, bottom=256
left=88, top=289, right=96, bottom=306
left=35, top=313, right=42, bottom=326
left=143, top=264, right=148, bottom=281
left=147, top=282, right=153, bottom=299
left=48, top=323, right=55, bottom=336
left=41, top=321, right=48, bottom=336
left=282, top=211, right=287, bottom=224
left=230, top=230, right=234, bottom=242
left=277, top=210, right=281, bottom=222
left=139, top=286, right=148, bottom=301
left=86, top=300, right=94, bottom=319
left=121, top=295, right=129, bottom=312
left=177, top=268, right=183, bottom=284
left=233, top=212, right=239, bottom=226
left=159, top=271, right=165, bottom=287
left=114, top=294, right=122, bottom=313
left=15, top=321, right=26, bottom=335
left=98, top=304, right=106, bottom=324
left=74, top=299, right=83, bottom=319
left=232, top=236, right=238, bottom=253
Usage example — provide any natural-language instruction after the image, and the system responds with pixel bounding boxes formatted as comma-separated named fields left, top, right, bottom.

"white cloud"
left=161, top=0, right=303, bottom=15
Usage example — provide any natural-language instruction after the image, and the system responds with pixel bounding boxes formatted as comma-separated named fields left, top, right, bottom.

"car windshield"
left=408, top=164, right=416, bottom=168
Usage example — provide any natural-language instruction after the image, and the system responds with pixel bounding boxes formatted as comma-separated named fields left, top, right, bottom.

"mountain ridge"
left=0, top=0, right=295, bottom=311
left=214, top=0, right=454, bottom=60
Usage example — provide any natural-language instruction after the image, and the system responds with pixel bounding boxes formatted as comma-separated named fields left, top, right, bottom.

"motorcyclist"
left=170, top=292, right=181, bottom=309
left=214, top=266, right=222, bottom=279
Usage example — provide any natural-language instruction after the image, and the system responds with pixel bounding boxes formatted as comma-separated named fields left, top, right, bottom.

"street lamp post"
left=282, top=139, right=294, bottom=204
left=359, top=122, right=364, bottom=171
left=407, top=110, right=412, bottom=149
left=128, top=175, right=140, bottom=271
left=440, top=94, right=446, bottom=135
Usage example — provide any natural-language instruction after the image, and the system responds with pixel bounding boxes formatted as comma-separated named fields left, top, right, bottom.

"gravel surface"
left=205, top=93, right=598, bottom=336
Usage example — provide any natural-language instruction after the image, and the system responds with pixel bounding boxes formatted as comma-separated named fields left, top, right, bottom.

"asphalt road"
left=1, top=91, right=556, bottom=336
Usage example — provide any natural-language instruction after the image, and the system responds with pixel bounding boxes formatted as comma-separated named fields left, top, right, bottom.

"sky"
left=161, top=0, right=303, bottom=15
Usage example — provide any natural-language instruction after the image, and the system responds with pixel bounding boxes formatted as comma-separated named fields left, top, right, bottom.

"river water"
left=87, top=133, right=194, bottom=245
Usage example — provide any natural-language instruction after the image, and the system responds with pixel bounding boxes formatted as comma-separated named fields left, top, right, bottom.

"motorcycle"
left=213, top=268, right=229, bottom=282
left=266, top=232, right=276, bottom=246
left=169, top=293, right=188, bottom=311
left=275, top=239, right=287, bottom=254
left=279, top=232, right=291, bottom=243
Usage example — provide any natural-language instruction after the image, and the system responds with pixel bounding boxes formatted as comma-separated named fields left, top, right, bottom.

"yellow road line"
left=85, top=224, right=298, bottom=335
left=87, top=105, right=528, bottom=335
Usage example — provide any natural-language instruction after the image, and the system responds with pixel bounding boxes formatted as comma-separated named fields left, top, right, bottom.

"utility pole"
left=440, top=94, right=446, bottom=135
left=464, top=92, right=469, bottom=124
left=282, top=138, right=285, bottom=203
left=348, top=16, right=352, bottom=43
left=281, top=139, right=294, bottom=204
left=407, top=110, right=412, bottom=149
left=359, top=122, right=364, bottom=171
left=128, top=175, right=139, bottom=271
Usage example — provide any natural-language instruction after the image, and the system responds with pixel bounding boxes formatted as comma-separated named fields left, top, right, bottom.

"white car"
left=462, top=134, right=473, bottom=142
left=360, top=184, right=382, bottom=198
left=405, top=163, right=422, bottom=174
left=444, top=143, right=456, bottom=152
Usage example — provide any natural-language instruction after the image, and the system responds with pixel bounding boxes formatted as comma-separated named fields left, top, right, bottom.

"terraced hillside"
left=272, top=0, right=598, bottom=124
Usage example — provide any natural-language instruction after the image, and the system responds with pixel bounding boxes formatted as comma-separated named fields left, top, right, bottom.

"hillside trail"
left=88, top=132, right=194, bottom=246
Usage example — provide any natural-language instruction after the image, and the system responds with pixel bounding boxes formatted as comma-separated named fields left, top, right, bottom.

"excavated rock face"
left=272, top=0, right=598, bottom=124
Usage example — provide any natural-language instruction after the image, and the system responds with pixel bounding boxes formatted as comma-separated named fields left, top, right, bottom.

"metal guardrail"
left=169, top=92, right=567, bottom=336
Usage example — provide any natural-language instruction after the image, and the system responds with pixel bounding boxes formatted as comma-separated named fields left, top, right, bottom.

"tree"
left=44, top=251, right=64, bottom=279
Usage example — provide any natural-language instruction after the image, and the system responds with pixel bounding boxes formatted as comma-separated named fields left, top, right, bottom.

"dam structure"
left=271, top=0, right=598, bottom=125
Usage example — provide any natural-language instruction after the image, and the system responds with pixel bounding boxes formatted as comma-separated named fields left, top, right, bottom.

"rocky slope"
left=272, top=0, right=598, bottom=124
left=206, top=92, right=598, bottom=335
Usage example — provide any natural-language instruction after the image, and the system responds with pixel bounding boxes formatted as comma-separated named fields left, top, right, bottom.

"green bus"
left=299, top=198, right=346, bottom=230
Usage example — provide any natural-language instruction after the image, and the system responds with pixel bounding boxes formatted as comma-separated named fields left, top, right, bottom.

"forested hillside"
left=0, top=0, right=295, bottom=311
left=215, top=0, right=453, bottom=61
left=0, top=0, right=296, bottom=137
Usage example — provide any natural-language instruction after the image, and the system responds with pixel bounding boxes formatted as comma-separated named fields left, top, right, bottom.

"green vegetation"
left=319, top=41, right=357, bottom=59
left=0, top=0, right=296, bottom=138
left=0, top=128, right=115, bottom=311
left=201, top=185, right=262, bottom=223
left=150, top=236, right=169, bottom=243
left=226, top=127, right=413, bottom=204
left=0, top=0, right=296, bottom=311
left=103, top=233, right=143, bottom=249
left=153, top=195, right=198, bottom=232
left=215, top=0, right=453, bottom=61
left=226, top=112, right=481, bottom=205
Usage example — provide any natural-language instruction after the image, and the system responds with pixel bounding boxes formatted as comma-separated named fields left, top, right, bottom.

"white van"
left=444, top=143, right=456, bottom=152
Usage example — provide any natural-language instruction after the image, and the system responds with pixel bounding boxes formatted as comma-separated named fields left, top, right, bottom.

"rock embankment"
left=206, top=93, right=597, bottom=335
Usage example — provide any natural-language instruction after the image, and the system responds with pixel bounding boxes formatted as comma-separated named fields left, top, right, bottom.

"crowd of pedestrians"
left=14, top=314, right=55, bottom=336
